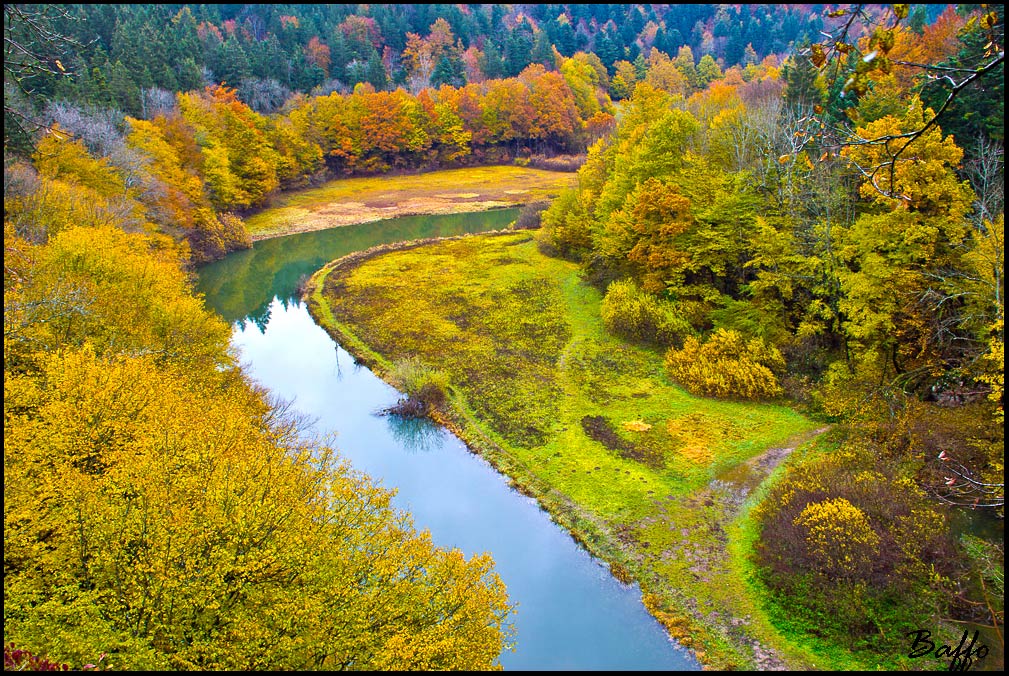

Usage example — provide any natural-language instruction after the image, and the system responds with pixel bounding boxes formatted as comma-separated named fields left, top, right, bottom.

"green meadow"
left=305, top=231, right=829, bottom=668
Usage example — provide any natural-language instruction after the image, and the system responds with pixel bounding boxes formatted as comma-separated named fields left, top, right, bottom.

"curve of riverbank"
left=302, top=231, right=829, bottom=670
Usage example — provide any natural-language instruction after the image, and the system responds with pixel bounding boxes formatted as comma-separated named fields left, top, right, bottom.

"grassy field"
left=304, top=231, right=826, bottom=669
left=246, top=166, right=577, bottom=240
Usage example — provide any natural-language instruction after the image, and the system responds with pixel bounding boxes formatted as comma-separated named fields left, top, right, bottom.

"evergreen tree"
left=594, top=28, right=621, bottom=71
left=364, top=45, right=388, bottom=90
left=328, top=29, right=352, bottom=82
left=169, top=7, right=203, bottom=69
left=633, top=54, right=648, bottom=79
left=480, top=40, right=506, bottom=80
left=530, top=30, right=556, bottom=69
left=918, top=25, right=1005, bottom=151
left=431, top=52, right=465, bottom=88
left=782, top=50, right=821, bottom=110
left=552, top=14, right=577, bottom=57
left=743, top=44, right=758, bottom=67
left=108, top=60, right=141, bottom=115
left=153, top=63, right=179, bottom=92
left=87, top=66, right=113, bottom=107
left=503, top=26, right=533, bottom=77
left=176, top=57, right=204, bottom=92
left=724, top=22, right=745, bottom=66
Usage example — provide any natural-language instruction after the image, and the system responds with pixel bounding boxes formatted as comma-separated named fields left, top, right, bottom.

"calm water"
left=196, top=211, right=700, bottom=671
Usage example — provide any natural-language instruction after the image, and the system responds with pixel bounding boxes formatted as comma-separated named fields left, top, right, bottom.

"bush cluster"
left=753, top=438, right=965, bottom=659
left=663, top=328, right=785, bottom=399
left=600, top=279, right=693, bottom=347
left=386, top=356, right=451, bottom=416
left=512, top=201, right=550, bottom=230
left=524, top=154, right=587, bottom=172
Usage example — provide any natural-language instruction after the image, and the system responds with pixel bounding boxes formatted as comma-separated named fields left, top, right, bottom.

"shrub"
left=753, top=436, right=965, bottom=660
left=386, top=356, right=450, bottom=416
left=525, top=154, right=586, bottom=172
left=663, top=328, right=784, bottom=399
left=537, top=188, right=594, bottom=260
left=793, top=497, right=880, bottom=579
left=600, top=279, right=693, bottom=347
left=512, top=201, right=549, bottom=230
left=219, top=211, right=252, bottom=250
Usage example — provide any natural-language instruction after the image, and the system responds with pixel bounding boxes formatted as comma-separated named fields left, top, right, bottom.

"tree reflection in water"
left=384, top=412, right=444, bottom=453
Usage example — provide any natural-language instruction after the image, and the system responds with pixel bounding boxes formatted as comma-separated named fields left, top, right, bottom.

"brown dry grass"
left=247, top=166, right=577, bottom=241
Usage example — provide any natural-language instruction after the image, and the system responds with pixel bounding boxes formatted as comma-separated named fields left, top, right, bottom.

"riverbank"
left=303, top=231, right=829, bottom=670
left=245, top=166, right=577, bottom=241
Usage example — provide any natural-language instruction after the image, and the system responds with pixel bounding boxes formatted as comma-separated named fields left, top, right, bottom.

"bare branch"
left=806, top=4, right=1005, bottom=200
left=3, top=4, right=90, bottom=151
left=927, top=450, right=1005, bottom=510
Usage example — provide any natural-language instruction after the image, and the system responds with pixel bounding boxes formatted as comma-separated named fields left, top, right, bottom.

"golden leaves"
left=5, top=194, right=512, bottom=669
left=809, top=43, right=826, bottom=68
left=663, top=329, right=785, bottom=400
left=6, top=342, right=513, bottom=669
left=793, top=497, right=880, bottom=576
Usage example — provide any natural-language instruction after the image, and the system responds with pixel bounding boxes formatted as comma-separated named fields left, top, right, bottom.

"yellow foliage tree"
left=4, top=224, right=230, bottom=373
left=599, top=177, right=693, bottom=294
left=835, top=103, right=978, bottom=384
left=4, top=346, right=513, bottom=670
left=5, top=168, right=515, bottom=669
left=177, top=86, right=281, bottom=210
left=126, top=116, right=252, bottom=262
left=32, top=126, right=128, bottom=199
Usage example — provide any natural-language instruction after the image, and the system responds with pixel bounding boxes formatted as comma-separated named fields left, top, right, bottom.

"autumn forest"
left=3, top=3, right=1004, bottom=672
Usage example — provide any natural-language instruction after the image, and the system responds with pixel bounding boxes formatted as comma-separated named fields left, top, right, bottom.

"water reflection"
left=384, top=413, right=445, bottom=453
left=197, top=209, right=520, bottom=324
left=200, top=208, right=702, bottom=670
left=228, top=297, right=700, bottom=671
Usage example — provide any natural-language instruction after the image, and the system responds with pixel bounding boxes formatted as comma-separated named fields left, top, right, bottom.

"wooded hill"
left=13, top=4, right=888, bottom=114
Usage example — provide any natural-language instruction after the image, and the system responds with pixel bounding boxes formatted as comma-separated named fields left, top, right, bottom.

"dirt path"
left=714, top=425, right=832, bottom=493
left=626, top=425, right=831, bottom=669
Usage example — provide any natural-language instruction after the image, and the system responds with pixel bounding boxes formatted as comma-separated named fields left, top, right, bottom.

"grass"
left=304, top=231, right=824, bottom=669
left=729, top=432, right=983, bottom=673
left=726, top=434, right=868, bottom=671
left=246, top=166, right=577, bottom=240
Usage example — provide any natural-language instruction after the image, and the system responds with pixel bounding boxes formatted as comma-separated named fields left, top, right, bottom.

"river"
left=196, top=210, right=701, bottom=671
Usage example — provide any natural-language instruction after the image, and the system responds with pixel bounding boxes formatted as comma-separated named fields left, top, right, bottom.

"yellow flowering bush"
left=664, top=328, right=785, bottom=399
left=793, top=497, right=880, bottom=578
